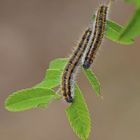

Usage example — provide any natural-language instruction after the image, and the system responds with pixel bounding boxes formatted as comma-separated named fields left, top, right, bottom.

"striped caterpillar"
left=82, top=4, right=109, bottom=69
left=61, top=1, right=112, bottom=103
left=61, top=28, right=92, bottom=103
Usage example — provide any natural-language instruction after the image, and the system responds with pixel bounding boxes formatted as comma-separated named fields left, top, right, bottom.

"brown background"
left=0, top=0, right=140, bottom=140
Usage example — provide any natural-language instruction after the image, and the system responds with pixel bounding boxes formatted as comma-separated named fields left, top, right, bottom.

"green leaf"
left=106, top=20, right=134, bottom=45
left=65, top=85, right=91, bottom=140
left=83, top=69, right=100, bottom=96
left=125, top=0, right=140, bottom=8
left=92, top=16, right=134, bottom=45
left=5, top=88, right=61, bottom=112
left=119, top=9, right=140, bottom=41
left=35, top=59, right=68, bottom=89
left=35, top=69, right=62, bottom=89
left=49, top=58, right=68, bottom=70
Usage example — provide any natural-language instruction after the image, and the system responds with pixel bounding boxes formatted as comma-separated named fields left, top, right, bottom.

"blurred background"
left=0, top=0, right=140, bottom=140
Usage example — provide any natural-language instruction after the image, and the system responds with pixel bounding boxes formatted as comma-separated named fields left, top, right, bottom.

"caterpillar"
left=61, top=28, right=92, bottom=103
left=61, top=0, right=113, bottom=102
left=82, top=4, right=109, bottom=69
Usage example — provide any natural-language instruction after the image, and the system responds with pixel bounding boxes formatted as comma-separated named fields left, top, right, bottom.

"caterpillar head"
left=65, top=95, right=73, bottom=103
left=83, top=60, right=91, bottom=69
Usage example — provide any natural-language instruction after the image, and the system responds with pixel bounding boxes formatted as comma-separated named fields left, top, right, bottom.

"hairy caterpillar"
left=61, top=28, right=92, bottom=103
left=61, top=0, right=113, bottom=102
left=83, top=4, right=108, bottom=69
